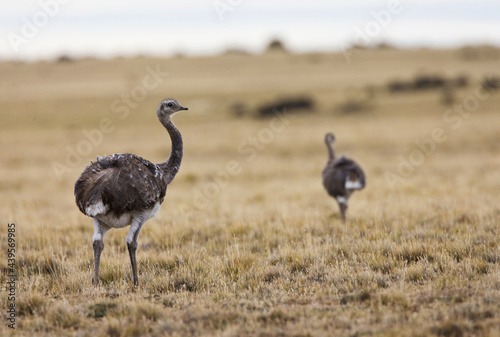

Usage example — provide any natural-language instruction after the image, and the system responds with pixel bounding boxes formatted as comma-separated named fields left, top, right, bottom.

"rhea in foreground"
left=74, top=98, right=187, bottom=286
left=322, top=132, right=366, bottom=221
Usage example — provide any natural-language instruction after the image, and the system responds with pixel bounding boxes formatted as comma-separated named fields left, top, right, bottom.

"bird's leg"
left=126, top=218, right=146, bottom=286
left=339, top=203, right=347, bottom=222
left=336, top=196, right=348, bottom=222
left=93, top=240, right=104, bottom=286
left=92, top=218, right=109, bottom=286
left=127, top=241, right=138, bottom=286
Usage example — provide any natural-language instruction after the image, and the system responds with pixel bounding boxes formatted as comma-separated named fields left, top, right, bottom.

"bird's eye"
left=167, top=102, right=173, bottom=107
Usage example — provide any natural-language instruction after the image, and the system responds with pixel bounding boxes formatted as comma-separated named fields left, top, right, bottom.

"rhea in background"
left=322, top=132, right=366, bottom=221
left=74, top=98, right=187, bottom=286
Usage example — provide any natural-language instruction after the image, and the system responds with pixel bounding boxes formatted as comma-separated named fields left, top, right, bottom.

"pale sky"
left=1, top=0, right=500, bottom=60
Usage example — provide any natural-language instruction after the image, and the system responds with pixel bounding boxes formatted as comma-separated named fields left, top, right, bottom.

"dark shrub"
left=257, top=96, right=314, bottom=118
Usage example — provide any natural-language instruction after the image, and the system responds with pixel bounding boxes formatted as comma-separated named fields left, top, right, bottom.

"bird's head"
left=325, top=132, right=335, bottom=144
left=157, top=98, right=188, bottom=119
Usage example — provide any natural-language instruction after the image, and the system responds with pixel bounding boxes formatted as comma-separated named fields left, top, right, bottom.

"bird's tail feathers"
left=345, top=172, right=365, bottom=190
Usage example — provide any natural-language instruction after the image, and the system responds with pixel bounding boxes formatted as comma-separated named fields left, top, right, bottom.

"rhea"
left=74, top=98, right=187, bottom=286
left=322, top=132, right=366, bottom=221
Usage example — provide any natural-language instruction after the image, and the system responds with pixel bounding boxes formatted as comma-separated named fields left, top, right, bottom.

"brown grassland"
left=1, top=47, right=500, bottom=336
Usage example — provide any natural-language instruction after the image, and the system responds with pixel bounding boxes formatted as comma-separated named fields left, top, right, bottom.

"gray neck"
left=326, top=140, right=335, bottom=162
left=158, top=115, right=183, bottom=185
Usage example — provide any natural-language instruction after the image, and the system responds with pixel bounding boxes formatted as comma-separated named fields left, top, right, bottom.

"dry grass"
left=1, top=47, right=500, bottom=336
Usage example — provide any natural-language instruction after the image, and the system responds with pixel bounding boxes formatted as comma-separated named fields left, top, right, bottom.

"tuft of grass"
left=183, top=310, right=241, bottom=331
left=286, top=252, right=313, bottom=274
left=431, top=321, right=468, bottom=337
left=21, top=255, right=66, bottom=277
left=130, top=302, right=163, bottom=321
left=224, top=254, right=255, bottom=282
left=102, top=318, right=122, bottom=337
left=46, top=304, right=80, bottom=330
left=341, top=289, right=372, bottom=305
left=172, top=275, right=198, bottom=292
left=405, top=262, right=437, bottom=284
left=474, top=261, right=490, bottom=275
left=17, top=294, right=47, bottom=317
left=100, top=264, right=125, bottom=285
left=263, top=266, right=282, bottom=283
left=257, top=309, right=295, bottom=325
left=87, top=302, right=118, bottom=319
left=394, top=244, right=428, bottom=265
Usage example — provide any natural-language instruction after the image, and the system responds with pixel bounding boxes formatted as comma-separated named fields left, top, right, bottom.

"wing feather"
left=74, top=153, right=167, bottom=217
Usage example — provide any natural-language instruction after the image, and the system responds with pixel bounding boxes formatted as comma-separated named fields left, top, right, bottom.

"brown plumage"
left=322, top=132, right=366, bottom=221
left=75, top=154, right=167, bottom=218
left=74, top=98, right=187, bottom=286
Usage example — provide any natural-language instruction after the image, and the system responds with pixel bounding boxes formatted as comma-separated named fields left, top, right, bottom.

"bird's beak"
left=180, top=106, right=188, bottom=111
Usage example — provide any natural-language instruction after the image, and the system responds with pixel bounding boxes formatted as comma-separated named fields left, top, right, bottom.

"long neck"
left=158, top=115, right=183, bottom=185
left=326, top=140, right=335, bottom=162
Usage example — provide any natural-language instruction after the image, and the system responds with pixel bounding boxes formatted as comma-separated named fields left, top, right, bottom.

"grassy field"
left=1, top=47, right=500, bottom=336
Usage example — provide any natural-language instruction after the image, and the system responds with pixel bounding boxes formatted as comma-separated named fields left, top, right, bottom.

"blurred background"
left=2, top=0, right=500, bottom=60
left=1, top=0, right=499, bottom=218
